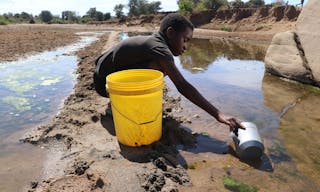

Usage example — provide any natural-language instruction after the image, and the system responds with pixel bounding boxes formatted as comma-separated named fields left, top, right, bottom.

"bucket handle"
left=111, top=103, right=162, bottom=125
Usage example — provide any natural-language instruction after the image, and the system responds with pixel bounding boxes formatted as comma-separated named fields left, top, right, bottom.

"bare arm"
left=159, top=59, right=244, bottom=130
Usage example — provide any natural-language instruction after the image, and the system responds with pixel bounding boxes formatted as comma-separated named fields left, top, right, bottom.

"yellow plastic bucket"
left=106, top=69, right=164, bottom=147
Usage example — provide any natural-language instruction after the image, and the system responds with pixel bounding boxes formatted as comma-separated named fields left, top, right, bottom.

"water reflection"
left=262, top=74, right=320, bottom=185
left=180, top=38, right=267, bottom=73
left=168, top=37, right=320, bottom=188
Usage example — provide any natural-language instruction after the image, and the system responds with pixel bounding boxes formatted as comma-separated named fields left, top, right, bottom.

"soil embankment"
left=90, top=5, right=299, bottom=43
left=92, top=5, right=300, bottom=33
left=199, top=5, right=300, bottom=32
left=0, top=25, right=79, bottom=62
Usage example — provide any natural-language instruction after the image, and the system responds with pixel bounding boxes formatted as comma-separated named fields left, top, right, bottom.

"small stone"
left=95, top=178, right=104, bottom=189
left=86, top=173, right=94, bottom=180
left=193, top=114, right=200, bottom=118
left=153, top=157, right=167, bottom=171
left=73, top=160, right=89, bottom=175
left=165, top=108, right=172, bottom=112
left=30, top=181, right=38, bottom=189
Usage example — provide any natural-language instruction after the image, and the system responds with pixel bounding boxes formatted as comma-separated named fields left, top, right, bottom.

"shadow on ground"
left=100, top=115, right=238, bottom=168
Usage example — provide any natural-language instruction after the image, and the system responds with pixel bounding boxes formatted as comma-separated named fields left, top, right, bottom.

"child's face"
left=168, top=27, right=193, bottom=56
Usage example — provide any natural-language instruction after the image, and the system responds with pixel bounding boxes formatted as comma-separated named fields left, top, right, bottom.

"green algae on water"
left=4, top=81, right=39, bottom=93
left=0, top=66, right=63, bottom=93
left=1, top=76, right=63, bottom=93
left=2, top=96, right=31, bottom=112
left=200, top=132, right=210, bottom=137
left=223, top=176, right=258, bottom=192
left=40, top=76, right=63, bottom=86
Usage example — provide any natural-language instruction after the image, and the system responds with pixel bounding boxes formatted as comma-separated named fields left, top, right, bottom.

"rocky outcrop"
left=270, top=5, right=285, bottom=21
left=253, top=6, right=270, bottom=19
left=284, top=5, right=300, bottom=20
left=189, top=10, right=215, bottom=27
left=230, top=8, right=255, bottom=23
left=211, top=5, right=299, bottom=24
left=265, top=0, right=320, bottom=86
left=200, top=5, right=300, bottom=32
left=264, top=31, right=313, bottom=84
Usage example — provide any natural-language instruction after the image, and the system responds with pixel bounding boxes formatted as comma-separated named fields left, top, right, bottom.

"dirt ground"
left=0, top=22, right=286, bottom=62
left=0, top=23, right=303, bottom=192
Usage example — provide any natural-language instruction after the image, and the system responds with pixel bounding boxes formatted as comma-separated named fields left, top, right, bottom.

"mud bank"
left=0, top=25, right=80, bottom=62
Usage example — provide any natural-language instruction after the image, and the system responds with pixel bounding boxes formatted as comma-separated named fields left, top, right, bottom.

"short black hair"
left=160, top=13, right=194, bottom=34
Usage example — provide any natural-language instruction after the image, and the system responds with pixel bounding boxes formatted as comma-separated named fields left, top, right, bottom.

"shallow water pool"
left=0, top=31, right=105, bottom=191
left=165, top=37, right=320, bottom=191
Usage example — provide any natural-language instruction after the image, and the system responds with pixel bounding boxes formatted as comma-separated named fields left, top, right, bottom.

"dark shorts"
left=93, top=73, right=109, bottom=98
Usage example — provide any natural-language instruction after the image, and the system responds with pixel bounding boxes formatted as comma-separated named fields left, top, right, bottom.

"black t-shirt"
left=94, top=32, right=174, bottom=97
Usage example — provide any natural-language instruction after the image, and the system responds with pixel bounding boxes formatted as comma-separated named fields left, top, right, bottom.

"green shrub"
left=178, top=0, right=194, bottom=13
left=50, top=18, right=66, bottom=24
left=80, top=16, right=92, bottom=24
left=0, top=16, right=11, bottom=25
left=221, top=26, right=232, bottom=32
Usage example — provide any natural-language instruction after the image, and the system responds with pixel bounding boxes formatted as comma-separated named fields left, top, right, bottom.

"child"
left=94, top=13, right=244, bottom=131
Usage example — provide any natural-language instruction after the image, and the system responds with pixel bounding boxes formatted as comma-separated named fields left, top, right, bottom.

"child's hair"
left=160, top=13, right=194, bottom=34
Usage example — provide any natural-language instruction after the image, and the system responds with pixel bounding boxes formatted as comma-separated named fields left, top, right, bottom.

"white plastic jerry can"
left=231, top=122, right=264, bottom=160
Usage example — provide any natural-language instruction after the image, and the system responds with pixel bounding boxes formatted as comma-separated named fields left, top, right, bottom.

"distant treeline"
left=0, top=8, right=112, bottom=25
left=0, top=0, right=302, bottom=25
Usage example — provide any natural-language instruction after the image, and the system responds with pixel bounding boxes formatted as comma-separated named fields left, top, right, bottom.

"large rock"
left=296, top=0, right=320, bottom=83
left=264, top=0, right=320, bottom=86
left=189, top=10, right=216, bottom=27
left=264, top=31, right=313, bottom=84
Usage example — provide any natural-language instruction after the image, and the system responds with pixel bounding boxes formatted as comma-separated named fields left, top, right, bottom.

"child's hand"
left=216, top=113, right=245, bottom=131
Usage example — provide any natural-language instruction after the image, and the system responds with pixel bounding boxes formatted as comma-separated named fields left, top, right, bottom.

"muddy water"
left=0, top=32, right=105, bottom=191
left=164, top=38, right=320, bottom=191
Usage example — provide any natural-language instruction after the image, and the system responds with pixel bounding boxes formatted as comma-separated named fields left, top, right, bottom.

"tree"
left=128, top=0, right=161, bottom=16
left=246, top=0, right=265, bottom=7
left=230, top=0, right=245, bottom=9
left=10, top=12, right=33, bottom=23
left=20, top=12, right=32, bottom=21
left=85, top=8, right=106, bottom=21
left=114, top=4, right=125, bottom=18
left=178, top=0, right=194, bottom=13
left=39, top=10, right=53, bottom=23
left=272, top=0, right=285, bottom=6
left=61, top=11, right=78, bottom=22
left=104, top=13, right=111, bottom=20
left=202, top=0, right=228, bottom=11
left=86, top=8, right=97, bottom=18
left=178, top=0, right=227, bottom=13
left=128, top=0, right=139, bottom=16
left=147, top=1, right=161, bottom=14
left=95, top=11, right=104, bottom=21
